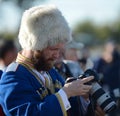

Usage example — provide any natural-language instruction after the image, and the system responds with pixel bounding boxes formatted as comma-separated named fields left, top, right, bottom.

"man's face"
left=32, top=43, right=65, bottom=71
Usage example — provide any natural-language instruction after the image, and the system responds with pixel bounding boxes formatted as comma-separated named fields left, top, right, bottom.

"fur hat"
left=18, top=5, right=72, bottom=50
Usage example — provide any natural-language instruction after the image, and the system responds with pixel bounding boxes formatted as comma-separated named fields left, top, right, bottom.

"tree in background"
left=73, top=18, right=120, bottom=46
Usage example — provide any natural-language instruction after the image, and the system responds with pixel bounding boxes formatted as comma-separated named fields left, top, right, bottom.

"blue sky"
left=0, top=0, right=120, bottom=32
left=44, top=0, right=120, bottom=27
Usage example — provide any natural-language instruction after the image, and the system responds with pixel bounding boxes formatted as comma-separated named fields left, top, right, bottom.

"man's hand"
left=95, top=105, right=105, bottom=116
left=63, top=76, right=94, bottom=98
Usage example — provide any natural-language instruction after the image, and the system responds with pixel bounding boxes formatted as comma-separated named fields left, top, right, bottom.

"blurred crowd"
left=55, top=39, right=120, bottom=114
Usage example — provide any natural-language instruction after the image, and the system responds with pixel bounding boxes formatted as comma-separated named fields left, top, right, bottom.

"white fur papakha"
left=18, top=5, right=72, bottom=50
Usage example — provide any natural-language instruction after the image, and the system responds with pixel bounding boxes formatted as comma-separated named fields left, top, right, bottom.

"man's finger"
left=81, top=76, right=94, bottom=84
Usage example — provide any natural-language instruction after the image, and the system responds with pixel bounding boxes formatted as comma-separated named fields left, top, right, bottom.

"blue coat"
left=0, top=62, right=66, bottom=116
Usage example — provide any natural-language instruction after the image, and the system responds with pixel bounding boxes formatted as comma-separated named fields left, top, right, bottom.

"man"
left=64, top=40, right=84, bottom=62
left=0, top=5, right=94, bottom=116
left=64, top=40, right=84, bottom=77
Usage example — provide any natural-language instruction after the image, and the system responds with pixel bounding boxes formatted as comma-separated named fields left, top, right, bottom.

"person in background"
left=64, top=40, right=84, bottom=77
left=54, top=47, right=73, bottom=80
left=93, top=40, right=120, bottom=116
left=0, top=39, right=17, bottom=71
left=0, top=39, right=17, bottom=116
left=64, top=40, right=84, bottom=62
left=78, top=46, right=94, bottom=72
left=54, top=40, right=84, bottom=79
left=0, top=5, right=94, bottom=116
left=54, top=41, right=106, bottom=116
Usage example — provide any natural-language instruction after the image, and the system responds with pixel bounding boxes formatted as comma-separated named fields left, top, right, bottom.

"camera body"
left=78, top=69, right=117, bottom=113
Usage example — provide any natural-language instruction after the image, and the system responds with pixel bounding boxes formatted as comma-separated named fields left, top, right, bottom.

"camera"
left=79, top=69, right=117, bottom=113
left=67, top=69, right=117, bottom=113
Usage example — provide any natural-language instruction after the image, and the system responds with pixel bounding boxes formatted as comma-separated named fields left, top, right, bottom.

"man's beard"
left=32, top=51, right=54, bottom=71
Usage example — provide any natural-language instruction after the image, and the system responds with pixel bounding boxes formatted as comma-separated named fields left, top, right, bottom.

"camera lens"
left=90, top=82, right=116, bottom=113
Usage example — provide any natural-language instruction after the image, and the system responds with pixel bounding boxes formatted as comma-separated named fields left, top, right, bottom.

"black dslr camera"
left=67, top=69, right=117, bottom=113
